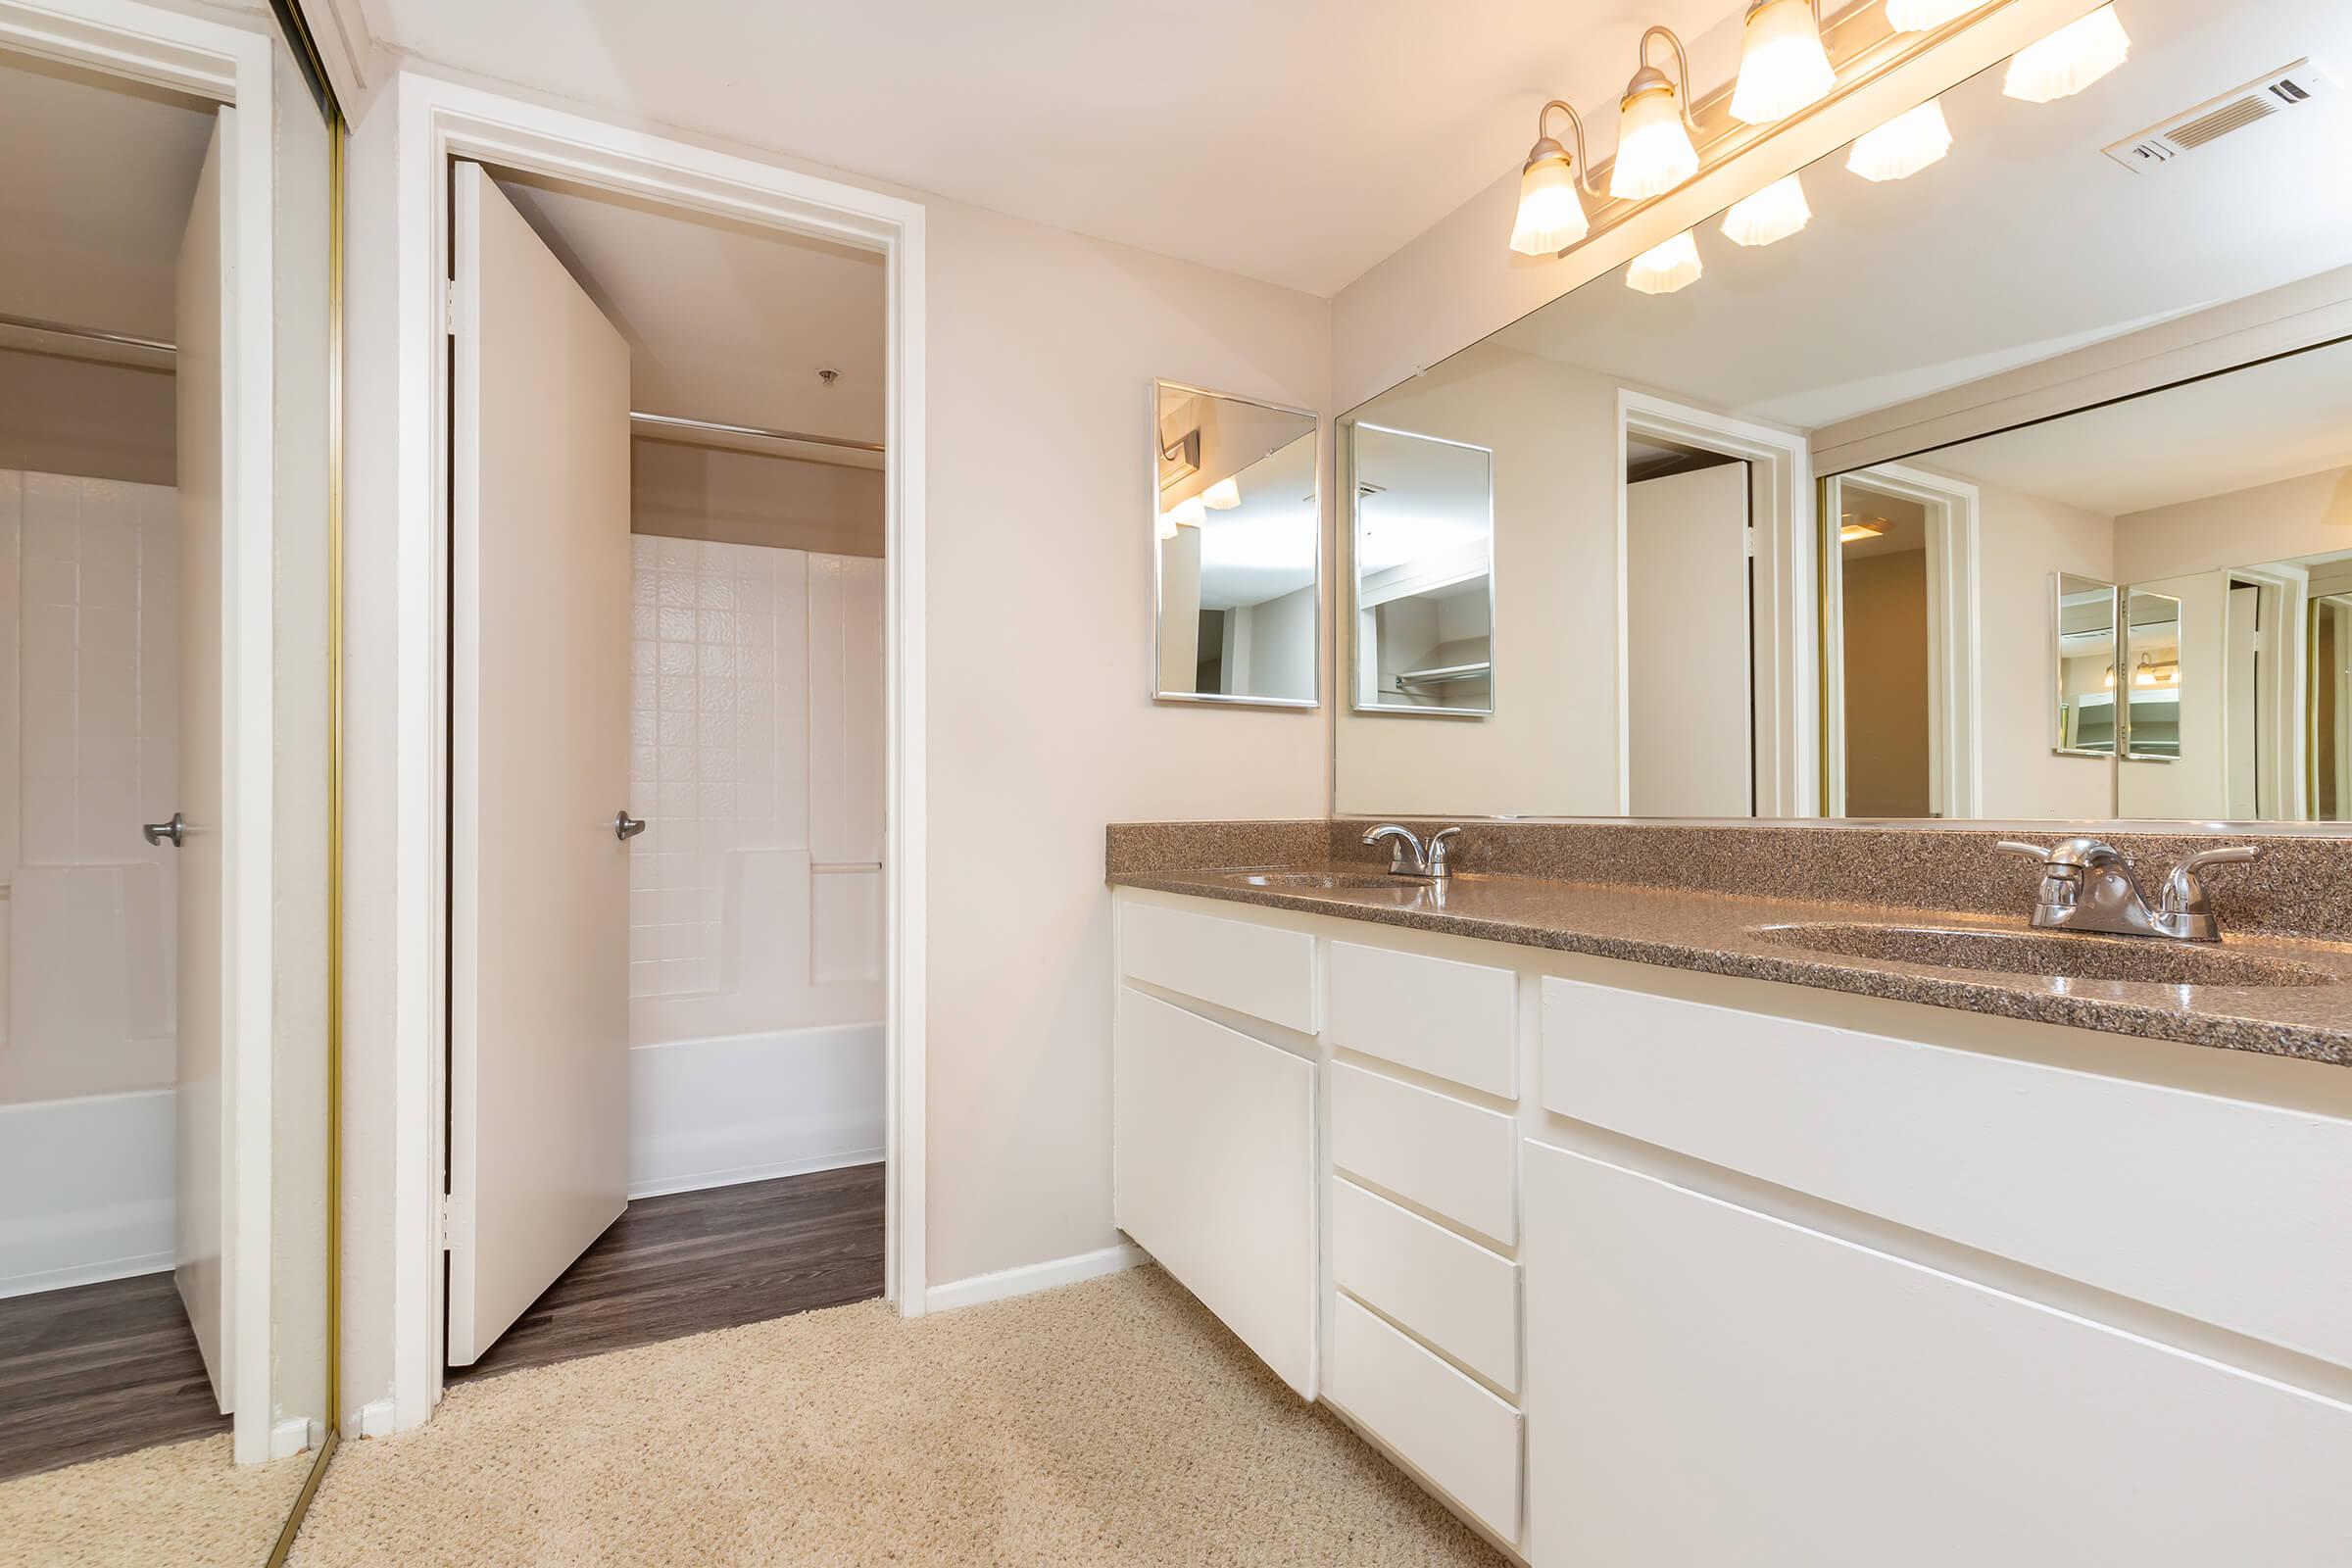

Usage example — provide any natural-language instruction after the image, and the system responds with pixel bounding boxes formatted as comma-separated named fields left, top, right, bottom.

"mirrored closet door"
left=0, top=2, right=341, bottom=1562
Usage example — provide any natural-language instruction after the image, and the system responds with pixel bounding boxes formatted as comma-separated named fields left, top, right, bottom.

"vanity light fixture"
left=1732, top=0, right=1837, bottom=124
left=1846, top=97, right=1954, bottom=180
left=1722, top=172, right=1812, bottom=246
left=1612, top=27, right=1703, bottom=200
left=1627, top=229, right=1704, bottom=294
left=1509, top=99, right=1603, bottom=255
left=1159, top=494, right=1207, bottom=541
left=1886, top=0, right=1978, bottom=30
left=2004, top=3, right=2131, bottom=103
left=1202, top=476, right=1242, bottom=510
left=1838, top=515, right=1886, bottom=543
left=2132, top=653, right=2180, bottom=688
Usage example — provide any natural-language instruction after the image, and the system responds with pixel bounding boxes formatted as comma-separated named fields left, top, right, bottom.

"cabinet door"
left=1523, top=1141, right=2352, bottom=1567
left=1113, top=985, right=1316, bottom=1396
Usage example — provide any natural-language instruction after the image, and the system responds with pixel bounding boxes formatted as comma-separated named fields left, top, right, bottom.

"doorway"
left=440, top=162, right=891, bottom=1381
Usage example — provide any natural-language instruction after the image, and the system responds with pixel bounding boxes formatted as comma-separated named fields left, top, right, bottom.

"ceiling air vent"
left=2104, top=58, right=2336, bottom=172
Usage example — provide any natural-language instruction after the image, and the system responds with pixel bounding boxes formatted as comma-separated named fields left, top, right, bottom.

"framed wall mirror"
left=1332, top=0, right=2352, bottom=825
left=1349, top=424, right=1495, bottom=716
left=1152, top=379, right=1319, bottom=708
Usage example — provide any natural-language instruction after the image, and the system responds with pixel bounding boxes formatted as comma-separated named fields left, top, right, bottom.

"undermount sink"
left=1752, top=921, right=2337, bottom=989
left=1217, top=870, right=1419, bottom=892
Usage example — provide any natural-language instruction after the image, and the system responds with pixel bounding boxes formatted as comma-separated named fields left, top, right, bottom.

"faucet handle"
left=1996, top=840, right=2051, bottom=864
left=1427, top=827, right=1462, bottom=875
left=2162, top=844, right=2260, bottom=915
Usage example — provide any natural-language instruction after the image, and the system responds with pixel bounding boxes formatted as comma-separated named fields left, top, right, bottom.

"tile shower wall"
left=0, top=470, right=179, bottom=1108
left=627, top=535, right=885, bottom=1043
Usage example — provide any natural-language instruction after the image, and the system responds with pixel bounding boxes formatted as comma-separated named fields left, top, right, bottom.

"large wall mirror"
left=0, top=2, right=341, bottom=1559
left=1335, top=0, right=2352, bottom=825
left=1152, top=380, right=1319, bottom=708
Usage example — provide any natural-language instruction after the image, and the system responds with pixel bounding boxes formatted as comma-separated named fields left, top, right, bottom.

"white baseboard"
left=629, top=1024, right=884, bottom=1199
left=0, top=1089, right=176, bottom=1298
left=924, top=1241, right=1150, bottom=1314
left=270, top=1416, right=322, bottom=1459
left=356, top=1397, right=396, bottom=1440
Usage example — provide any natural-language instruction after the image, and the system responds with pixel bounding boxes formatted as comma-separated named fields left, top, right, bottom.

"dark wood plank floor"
left=0, top=1271, right=229, bottom=1482
left=448, top=1161, right=885, bottom=1385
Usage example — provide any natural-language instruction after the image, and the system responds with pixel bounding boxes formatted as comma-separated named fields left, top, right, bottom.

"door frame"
left=365, top=73, right=927, bottom=1432
left=1820, top=463, right=1983, bottom=819
left=1617, top=391, right=1817, bottom=817
left=0, top=0, right=282, bottom=1464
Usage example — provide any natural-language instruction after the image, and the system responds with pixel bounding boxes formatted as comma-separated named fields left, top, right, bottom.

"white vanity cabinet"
left=1108, top=886, right=2352, bottom=1564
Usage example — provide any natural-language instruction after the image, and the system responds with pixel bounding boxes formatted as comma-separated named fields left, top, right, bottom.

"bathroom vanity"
left=1106, top=824, right=2352, bottom=1565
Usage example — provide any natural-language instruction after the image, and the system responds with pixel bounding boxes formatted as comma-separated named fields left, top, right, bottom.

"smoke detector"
left=2104, top=58, right=2336, bottom=172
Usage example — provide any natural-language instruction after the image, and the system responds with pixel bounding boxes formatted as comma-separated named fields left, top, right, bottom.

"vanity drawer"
left=1329, top=1293, right=1522, bottom=1544
left=1117, top=897, right=1317, bottom=1034
left=1542, top=978, right=2352, bottom=1371
left=1326, top=940, right=1517, bottom=1098
left=1332, top=1176, right=1519, bottom=1392
left=1330, top=1061, right=1516, bottom=1244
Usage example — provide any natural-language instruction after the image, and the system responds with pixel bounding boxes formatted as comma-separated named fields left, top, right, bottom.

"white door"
left=172, top=113, right=232, bottom=1413
left=447, top=162, right=633, bottom=1364
left=1625, top=464, right=1751, bottom=816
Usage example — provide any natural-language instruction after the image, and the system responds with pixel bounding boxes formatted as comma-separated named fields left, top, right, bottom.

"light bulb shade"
left=1510, top=149, right=1590, bottom=255
left=1731, top=0, right=1836, bottom=124
left=1721, top=173, right=1811, bottom=247
left=1610, top=83, right=1700, bottom=200
left=1886, top=0, right=1976, bottom=30
left=2003, top=4, right=2130, bottom=104
left=1627, top=230, right=1703, bottom=295
left=1202, top=475, right=1242, bottom=510
left=1163, top=494, right=1206, bottom=530
left=1846, top=98, right=1952, bottom=182
left=1156, top=512, right=1179, bottom=542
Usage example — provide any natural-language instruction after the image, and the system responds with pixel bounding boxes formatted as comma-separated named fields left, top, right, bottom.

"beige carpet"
left=0, top=1434, right=312, bottom=1568
left=290, top=1265, right=1505, bottom=1566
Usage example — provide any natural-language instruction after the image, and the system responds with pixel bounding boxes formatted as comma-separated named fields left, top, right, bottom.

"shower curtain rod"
left=0, top=311, right=175, bottom=356
left=629, top=411, right=884, bottom=455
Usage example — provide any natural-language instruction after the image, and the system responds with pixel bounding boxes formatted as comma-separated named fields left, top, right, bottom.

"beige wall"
left=923, top=198, right=1328, bottom=1289
left=1840, top=550, right=1930, bottom=818
left=1336, top=347, right=1622, bottom=817
left=2114, top=466, right=2352, bottom=583
left=0, top=348, right=173, bottom=487
left=1957, top=471, right=2117, bottom=820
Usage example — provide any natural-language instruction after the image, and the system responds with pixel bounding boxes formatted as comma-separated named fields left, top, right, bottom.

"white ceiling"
left=1356, top=425, right=1492, bottom=576
left=1482, top=0, right=2352, bottom=431
left=355, top=0, right=1747, bottom=298
left=1919, top=338, right=2352, bottom=516
left=494, top=171, right=885, bottom=444
left=1198, top=431, right=1319, bottom=610
left=0, top=54, right=217, bottom=341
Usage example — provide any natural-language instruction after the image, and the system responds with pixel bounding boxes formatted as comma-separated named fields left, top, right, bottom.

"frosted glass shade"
left=1627, top=230, right=1703, bottom=295
left=1721, top=174, right=1811, bottom=247
left=1886, top=0, right=1976, bottom=29
left=1846, top=99, right=1952, bottom=182
left=1202, top=476, right=1241, bottom=510
left=2004, top=4, right=2130, bottom=103
left=1162, top=494, right=1206, bottom=532
left=1155, top=512, right=1179, bottom=542
left=1731, top=0, right=1836, bottom=124
left=1509, top=152, right=1590, bottom=255
left=1611, top=86, right=1699, bottom=200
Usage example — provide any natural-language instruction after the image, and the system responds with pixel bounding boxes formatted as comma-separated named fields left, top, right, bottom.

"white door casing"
left=446, top=162, right=633, bottom=1365
left=173, top=110, right=232, bottom=1413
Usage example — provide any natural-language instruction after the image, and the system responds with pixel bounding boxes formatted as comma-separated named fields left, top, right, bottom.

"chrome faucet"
left=1997, top=837, right=2259, bottom=943
left=1362, top=823, right=1463, bottom=883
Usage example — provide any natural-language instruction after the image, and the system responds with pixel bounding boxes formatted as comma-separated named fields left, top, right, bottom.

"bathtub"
left=627, top=1021, right=885, bottom=1198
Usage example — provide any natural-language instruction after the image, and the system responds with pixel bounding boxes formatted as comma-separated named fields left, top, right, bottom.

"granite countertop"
left=1108, top=864, right=2352, bottom=1068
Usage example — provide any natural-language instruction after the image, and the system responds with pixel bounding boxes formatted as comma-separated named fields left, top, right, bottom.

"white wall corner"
left=924, top=1241, right=1150, bottom=1315
left=356, top=1396, right=397, bottom=1440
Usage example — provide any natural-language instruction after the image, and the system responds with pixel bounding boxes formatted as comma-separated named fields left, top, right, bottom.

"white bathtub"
left=627, top=1022, right=885, bottom=1198
left=0, top=1089, right=175, bottom=1297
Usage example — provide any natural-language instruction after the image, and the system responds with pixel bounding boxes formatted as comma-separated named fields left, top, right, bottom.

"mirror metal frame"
left=1149, top=378, right=1323, bottom=710
left=1346, top=419, right=1499, bottom=719
left=2049, top=572, right=2121, bottom=762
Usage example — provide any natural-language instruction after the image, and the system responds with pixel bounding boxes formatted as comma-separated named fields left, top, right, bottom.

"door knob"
left=613, top=809, right=647, bottom=842
left=144, top=811, right=186, bottom=848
